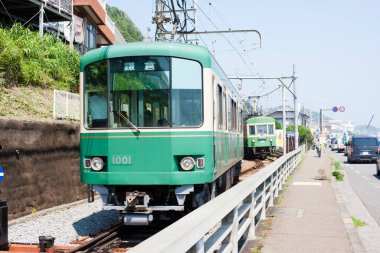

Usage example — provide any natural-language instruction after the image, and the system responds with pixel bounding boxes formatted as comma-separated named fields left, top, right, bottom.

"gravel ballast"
left=9, top=199, right=120, bottom=246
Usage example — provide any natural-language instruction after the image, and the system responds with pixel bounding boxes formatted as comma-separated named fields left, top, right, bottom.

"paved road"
left=332, top=151, right=380, bottom=225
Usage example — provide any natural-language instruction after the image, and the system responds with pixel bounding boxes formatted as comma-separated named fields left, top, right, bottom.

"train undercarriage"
left=245, top=146, right=276, bottom=160
left=89, top=163, right=241, bottom=225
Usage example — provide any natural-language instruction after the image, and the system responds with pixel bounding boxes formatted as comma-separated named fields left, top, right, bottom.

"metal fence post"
left=274, top=170, right=280, bottom=197
left=221, top=207, right=239, bottom=253
left=268, top=174, right=274, bottom=207
left=189, top=238, right=204, bottom=253
left=244, top=190, right=257, bottom=240
left=260, top=181, right=267, bottom=220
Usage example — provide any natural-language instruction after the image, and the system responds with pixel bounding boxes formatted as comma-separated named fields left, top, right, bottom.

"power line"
left=202, top=1, right=267, bottom=91
left=192, top=1, right=257, bottom=76
left=0, top=0, right=14, bottom=23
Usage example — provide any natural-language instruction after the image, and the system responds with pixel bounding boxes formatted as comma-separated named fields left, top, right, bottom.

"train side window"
left=268, top=124, right=274, bottom=134
left=249, top=125, right=255, bottom=135
left=217, top=85, right=223, bottom=129
left=227, top=96, right=232, bottom=131
left=223, top=92, right=227, bottom=130
left=172, top=58, right=202, bottom=127
left=84, top=60, right=108, bottom=129
left=232, top=100, right=237, bottom=131
left=239, top=109, right=243, bottom=132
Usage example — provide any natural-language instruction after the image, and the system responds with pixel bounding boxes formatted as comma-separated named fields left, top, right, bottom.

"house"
left=267, top=105, right=310, bottom=127
left=0, top=0, right=125, bottom=54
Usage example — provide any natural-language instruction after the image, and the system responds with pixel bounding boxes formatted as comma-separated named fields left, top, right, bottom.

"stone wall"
left=0, top=117, right=86, bottom=219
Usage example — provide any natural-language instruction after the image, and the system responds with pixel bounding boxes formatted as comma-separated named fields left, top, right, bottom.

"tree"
left=106, top=5, right=143, bottom=42
left=275, top=120, right=282, bottom=129
left=286, top=124, right=313, bottom=145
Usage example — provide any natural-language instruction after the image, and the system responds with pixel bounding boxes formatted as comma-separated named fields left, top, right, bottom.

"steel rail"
left=129, top=145, right=305, bottom=253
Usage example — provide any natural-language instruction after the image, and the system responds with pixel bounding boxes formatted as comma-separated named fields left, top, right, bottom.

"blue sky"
left=108, top=0, right=380, bottom=128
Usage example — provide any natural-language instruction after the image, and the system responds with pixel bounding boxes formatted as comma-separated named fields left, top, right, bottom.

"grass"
left=0, top=23, right=79, bottom=92
left=0, top=86, right=53, bottom=118
left=351, top=216, right=367, bottom=227
left=334, top=160, right=342, bottom=170
left=332, top=160, right=344, bottom=181
left=332, top=170, right=344, bottom=181
left=252, top=242, right=263, bottom=253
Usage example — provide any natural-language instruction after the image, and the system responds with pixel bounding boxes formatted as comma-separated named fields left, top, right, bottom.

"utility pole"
left=70, top=3, right=74, bottom=50
left=293, top=65, right=299, bottom=149
left=39, top=4, right=44, bottom=37
left=282, top=84, right=287, bottom=155
left=228, top=75, right=297, bottom=155
left=319, top=109, right=323, bottom=136
left=153, top=0, right=261, bottom=44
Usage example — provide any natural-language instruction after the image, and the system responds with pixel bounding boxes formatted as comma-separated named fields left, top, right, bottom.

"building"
left=267, top=105, right=310, bottom=128
left=0, top=0, right=72, bottom=24
left=73, top=0, right=120, bottom=53
left=0, top=0, right=125, bottom=54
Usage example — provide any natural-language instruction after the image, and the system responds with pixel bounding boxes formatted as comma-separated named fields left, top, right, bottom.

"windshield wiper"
left=117, top=112, right=140, bottom=133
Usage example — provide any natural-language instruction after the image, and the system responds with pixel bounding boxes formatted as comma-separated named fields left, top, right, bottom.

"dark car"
left=377, top=158, right=380, bottom=176
left=347, top=135, right=379, bottom=163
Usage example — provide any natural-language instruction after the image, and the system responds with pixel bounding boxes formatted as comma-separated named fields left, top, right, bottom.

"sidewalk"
left=255, top=149, right=352, bottom=253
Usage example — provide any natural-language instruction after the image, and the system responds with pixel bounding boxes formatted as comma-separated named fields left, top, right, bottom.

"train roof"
left=80, top=42, right=211, bottom=71
left=245, top=116, right=275, bottom=124
left=80, top=42, right=242, bottom=104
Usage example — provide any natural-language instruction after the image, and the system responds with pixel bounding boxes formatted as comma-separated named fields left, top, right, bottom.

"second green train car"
left=244, top=116, right=277, bottom=159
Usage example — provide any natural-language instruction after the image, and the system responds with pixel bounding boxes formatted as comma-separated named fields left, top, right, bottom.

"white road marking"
left=343, top=218, right=353, bottom=224
left=293, top=182, right=322, bottom=186
left=297, top=209, right=304, bottom=218
left=362, top=176, right=369, bottom=181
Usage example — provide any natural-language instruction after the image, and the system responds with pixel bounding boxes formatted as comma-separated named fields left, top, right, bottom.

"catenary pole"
left=293, top=64, right=299, bottom=149
left=282, top=84, right=287, bottom=155
left=39, top=4, right=44, bottom=37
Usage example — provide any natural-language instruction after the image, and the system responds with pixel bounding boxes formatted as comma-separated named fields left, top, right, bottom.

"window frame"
left=83, top=56, right=204, bottom=130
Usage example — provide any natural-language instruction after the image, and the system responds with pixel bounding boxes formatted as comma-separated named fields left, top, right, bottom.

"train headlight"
left=91, top=157, right=104, bottom=171
left=180, top=156, right=195, bottom=171
left=252, top=139, right=255, bottom=146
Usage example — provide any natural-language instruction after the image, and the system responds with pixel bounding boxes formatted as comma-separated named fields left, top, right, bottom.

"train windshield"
left=84, top=57, right=202, bottom=129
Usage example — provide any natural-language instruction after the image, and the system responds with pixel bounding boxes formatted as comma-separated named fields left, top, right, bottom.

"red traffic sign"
left=339, top=106, right=345, bottom=112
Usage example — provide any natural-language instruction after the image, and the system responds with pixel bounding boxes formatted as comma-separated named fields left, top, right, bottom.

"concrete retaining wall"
left=0, top=117, right=86, bottom=219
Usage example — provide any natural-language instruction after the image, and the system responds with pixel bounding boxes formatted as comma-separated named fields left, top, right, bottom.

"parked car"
left=347, top=135, right=379, bottom=163
left=377, top=158, right=380, bottom=176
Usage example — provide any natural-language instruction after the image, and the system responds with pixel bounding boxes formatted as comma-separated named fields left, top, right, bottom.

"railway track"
left=67, top=220, right=176, bottom=253
left=8, top=149, right=285, bottom=253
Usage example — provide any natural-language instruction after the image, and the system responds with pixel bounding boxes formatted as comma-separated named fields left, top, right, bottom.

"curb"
left=331, top=176, right=366, bottom=252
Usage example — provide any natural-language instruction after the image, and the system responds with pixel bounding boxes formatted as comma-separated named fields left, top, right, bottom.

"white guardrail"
left=130, top=145, right=305, bottom=253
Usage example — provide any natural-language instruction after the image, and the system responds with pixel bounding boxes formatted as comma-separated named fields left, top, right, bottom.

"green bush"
left=332, top=170, right=344, bottom=181
left=334, top=160, right=342, bottom=170
left=286, top=125, right=314, bottom=145
left=0, top=23, right=80, bottom=92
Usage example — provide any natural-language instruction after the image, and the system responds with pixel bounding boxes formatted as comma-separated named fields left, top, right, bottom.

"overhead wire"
left=192, top=1, right=256, bottom=77
left=22, top=9, right=41, bottom=26
left=203, top=1, right=268, bottom=95
left=0, top=0, right=14, bottom=22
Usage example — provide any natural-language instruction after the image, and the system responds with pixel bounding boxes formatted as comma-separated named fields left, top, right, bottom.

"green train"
left=244, top=116, right=277, bottom=159
left=80, top=42, right=244, bottom=225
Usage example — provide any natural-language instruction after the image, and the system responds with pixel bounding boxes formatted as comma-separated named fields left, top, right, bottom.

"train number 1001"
left=111, top=155, right=132, bottom=165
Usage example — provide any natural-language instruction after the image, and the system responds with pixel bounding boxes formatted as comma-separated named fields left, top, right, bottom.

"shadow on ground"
left=72, top=209, right=120, bottom=236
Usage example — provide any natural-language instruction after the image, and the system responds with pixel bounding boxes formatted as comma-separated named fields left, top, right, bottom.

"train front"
left=79, top=44, right=214, bottom=225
